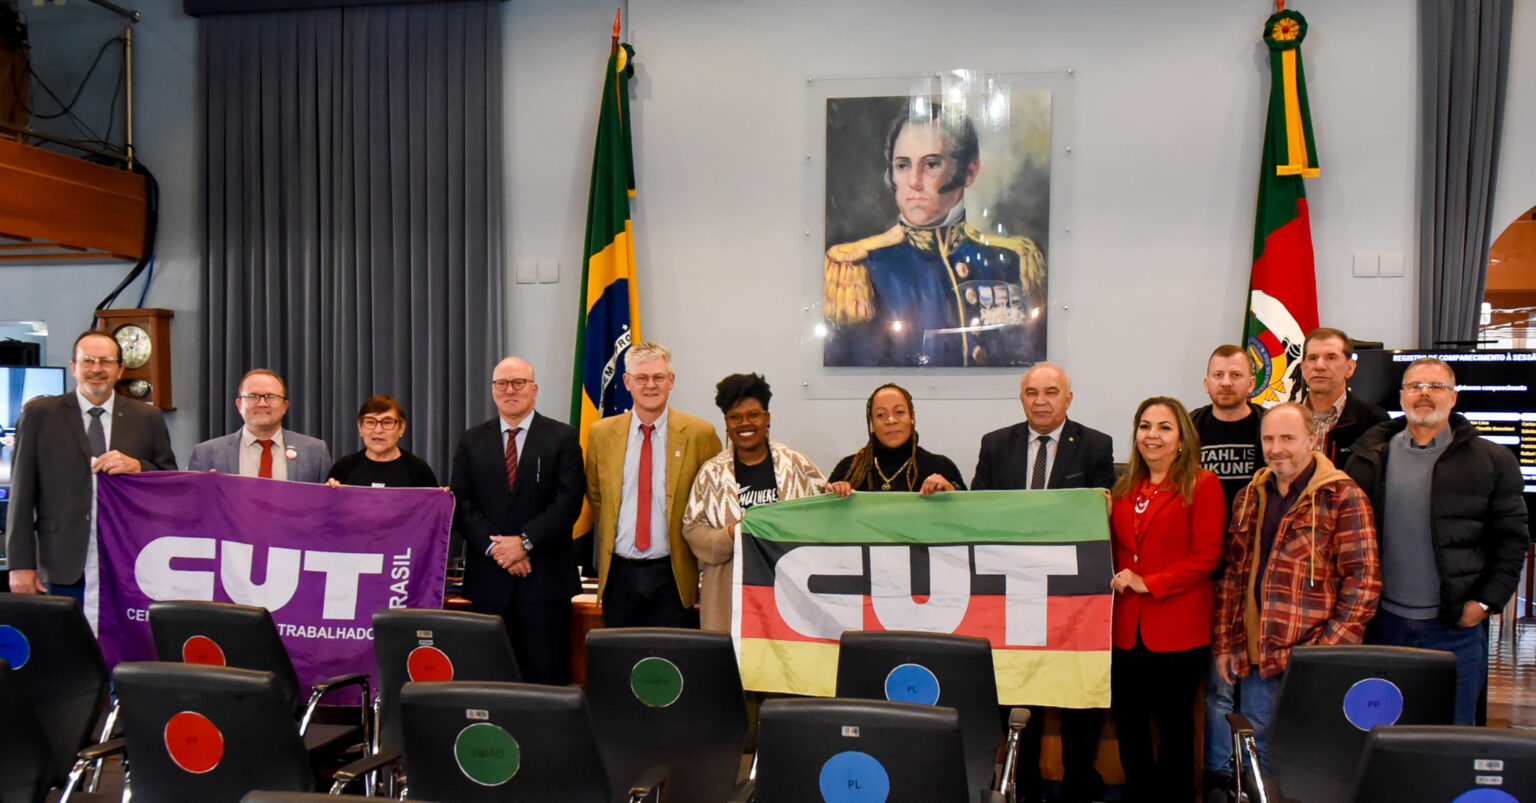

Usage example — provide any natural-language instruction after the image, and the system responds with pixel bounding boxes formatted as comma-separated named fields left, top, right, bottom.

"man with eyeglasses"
left=1345, top=357, right=1530, bottom=724
left=187, top=369, right=331, bottom=482
left=6, top=331, right=176, bottom=598
left=587, top=341, right=722, bottom=627
left=450, top=357, right=585, bottom=684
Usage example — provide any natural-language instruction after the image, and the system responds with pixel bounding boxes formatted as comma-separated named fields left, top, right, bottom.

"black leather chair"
left=399, top=680, right=664, bottom=803
left=148, top=600, right=370, bottom=756
left=371, top=608, right=521, bottom=757
left=1227, top=645, right=1458, bottom=803
left=585, top=628, right=749, bottom=803
left=745, top=697, right=975, bottom=803
left=242, top=794, right=441, bottom=803
left=1350, top=725, right=1536, bottom=802
left=0, top=595, right=113, bottom=800
left=835, top=630, right=1026, bottom=799
left=113, top=662, right=395, bottom=802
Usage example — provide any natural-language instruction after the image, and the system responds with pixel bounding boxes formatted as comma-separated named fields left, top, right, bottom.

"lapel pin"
left=285, top=446, right=298, bottom=460
left=674, top=450, right=681, bottom=457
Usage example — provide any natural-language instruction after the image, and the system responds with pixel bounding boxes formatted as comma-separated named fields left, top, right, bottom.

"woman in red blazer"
left=1108, top=396, right=1225, bottom=803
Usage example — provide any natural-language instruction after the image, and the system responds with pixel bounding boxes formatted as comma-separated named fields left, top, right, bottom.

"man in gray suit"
left=187, top=369, right=331, bottom=482
left=6, top=331, right=177, bottom=598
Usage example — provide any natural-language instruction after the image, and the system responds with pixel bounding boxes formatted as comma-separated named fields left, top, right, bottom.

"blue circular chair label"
left=1342, top=677, right=1404, bottom=731
left=0, top=625, right=30, bottom=669
left=1452, top=791, right=1518, bottom=803
left=819, top=750, right=890, bottom=802
left=883, top=663, right=940, bottom=706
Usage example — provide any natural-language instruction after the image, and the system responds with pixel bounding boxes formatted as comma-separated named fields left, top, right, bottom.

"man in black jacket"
left=973, top=362, right=1114, bottom=803
left=451, top=357, right=586, bottom=685
left=1297, top=327, right=1389, bottom=465
left=1344, top=357, right=1529, bottom=725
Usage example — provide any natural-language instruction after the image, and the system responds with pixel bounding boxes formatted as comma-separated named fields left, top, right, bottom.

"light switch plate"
left=1379, top=250, right=1405, bottom=277
left=1352, top=251, right=1380, bottom=278
left=537, top=260, right=559, bottom=284
left=514, top=261, right=538, bottom=284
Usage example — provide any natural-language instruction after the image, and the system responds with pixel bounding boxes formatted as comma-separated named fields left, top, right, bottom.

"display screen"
left=1351, top=349, right=1536, bottom=494
left=1, top=366, right=68, bottom=514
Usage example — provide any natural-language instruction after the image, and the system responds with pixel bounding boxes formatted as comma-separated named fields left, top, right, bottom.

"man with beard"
left=1344, top=357, right=1529, bottom=725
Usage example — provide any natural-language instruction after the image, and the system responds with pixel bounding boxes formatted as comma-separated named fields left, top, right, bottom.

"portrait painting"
left=822, top=89, right=1052, bottom=368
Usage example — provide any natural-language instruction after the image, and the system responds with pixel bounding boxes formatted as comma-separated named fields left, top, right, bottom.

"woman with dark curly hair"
left=826, top=382, right=965, bottom=496
left=682, top=373, right=825, bottom=631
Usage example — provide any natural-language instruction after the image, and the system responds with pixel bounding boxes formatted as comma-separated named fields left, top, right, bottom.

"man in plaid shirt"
left=1212, top=402, right=1381, bottom=772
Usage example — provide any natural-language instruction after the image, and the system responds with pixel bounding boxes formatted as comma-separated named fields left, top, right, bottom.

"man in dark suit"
left=450, top=357, right=585, bottom=685
left=972, top=362, right=1114, bottom=803
left=6, top=331, right=177, bottom=599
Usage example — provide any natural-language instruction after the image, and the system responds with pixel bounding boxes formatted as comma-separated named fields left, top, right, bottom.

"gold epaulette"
left=823, top=225, right=906, bottom=324
left=962, top=223, right=1045, bottom=290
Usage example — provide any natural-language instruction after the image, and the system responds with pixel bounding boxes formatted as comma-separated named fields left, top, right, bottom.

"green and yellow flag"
left=571, top=32, right=640, bottom=548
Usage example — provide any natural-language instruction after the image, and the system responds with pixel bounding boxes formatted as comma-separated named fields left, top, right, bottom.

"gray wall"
left=6, top=0, right=1536, bottom=479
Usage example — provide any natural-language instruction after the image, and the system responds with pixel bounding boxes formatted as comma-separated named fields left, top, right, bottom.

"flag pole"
left=612, top=8, right=621, bottom=54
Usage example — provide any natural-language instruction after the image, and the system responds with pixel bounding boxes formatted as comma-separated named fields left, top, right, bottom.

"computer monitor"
left=1, top=366, right=67, bottom=535
left=1351, top=725, right=1536, bottom=803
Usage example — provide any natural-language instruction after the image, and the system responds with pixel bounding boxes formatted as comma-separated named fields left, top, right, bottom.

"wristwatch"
left=520, top=535, right=534, bottom=554
left=1476, top=601, right=1490, bottom=613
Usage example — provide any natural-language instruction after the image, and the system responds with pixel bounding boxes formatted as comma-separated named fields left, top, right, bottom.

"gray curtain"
left=1418, top=0, right=1512, bottom=347
left=200, top=0, right=503, bottom=479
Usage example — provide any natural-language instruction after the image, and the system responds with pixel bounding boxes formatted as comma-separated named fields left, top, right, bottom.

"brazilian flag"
left=571, top=41, right=639, bottom=556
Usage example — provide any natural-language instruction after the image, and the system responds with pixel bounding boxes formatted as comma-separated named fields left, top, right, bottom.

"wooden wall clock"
left=94, top=308, right=174, bottom=410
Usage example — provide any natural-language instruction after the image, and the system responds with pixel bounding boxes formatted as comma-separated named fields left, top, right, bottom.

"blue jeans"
left=1204, top=656, right=1238, bottom=773
left=1365, top=608, right=1486, bottom=725
left=1232, top=670, right=1284, bottom=773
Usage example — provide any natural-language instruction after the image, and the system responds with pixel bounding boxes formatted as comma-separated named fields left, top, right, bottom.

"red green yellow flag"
left=570, top=37, right=640, bottom=545
left=1246, top=8, right=1321, bottom=405
left=735, top=491, right=1111, bottom=707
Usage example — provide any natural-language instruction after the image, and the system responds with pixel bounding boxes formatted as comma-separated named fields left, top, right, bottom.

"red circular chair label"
left=407, top=646, right=454, bottom=681
left=164, top=711, right=224, bottom=774
left=181, top=635, right=226, bottom=666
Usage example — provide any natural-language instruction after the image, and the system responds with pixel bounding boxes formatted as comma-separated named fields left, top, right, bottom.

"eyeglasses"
left=725, top=410, right=766, bottom=426
left=237, top=393, right=287, bottom=404
left=75, top=356, right=120, bottom=367
left=492, top=378, right=532, bottom=392
left=628, top=373, right=672, bottom=387
left=360, top=417, right=400, bottom=430
left=1402, top=382, right=1454, bottom=394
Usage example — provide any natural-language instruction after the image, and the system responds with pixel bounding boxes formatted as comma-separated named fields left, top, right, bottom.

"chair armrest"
left=301, top=673, right=373, bottom=738
left=328, top=749, right=401, bottom=795
left=1225, top=712, right=1255, bottom=734
left=77, top=737, right=126, bottom=762
left=627, top=763, right=670, bottom=802
left=725, top=778, right=755, bottom=803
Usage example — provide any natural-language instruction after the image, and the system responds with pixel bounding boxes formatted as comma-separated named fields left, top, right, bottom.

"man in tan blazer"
left=586, top=341, right=722, bottom=627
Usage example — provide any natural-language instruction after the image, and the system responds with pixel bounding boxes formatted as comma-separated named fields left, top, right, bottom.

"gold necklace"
left=873, top=455, right=914, bottom=490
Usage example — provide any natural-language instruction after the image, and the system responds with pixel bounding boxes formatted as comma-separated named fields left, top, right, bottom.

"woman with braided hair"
left=826, top=382, right=966, bottom=496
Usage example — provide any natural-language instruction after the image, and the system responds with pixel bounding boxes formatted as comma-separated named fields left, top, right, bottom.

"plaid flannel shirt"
left=1212, top=452, right=1381, bottom=679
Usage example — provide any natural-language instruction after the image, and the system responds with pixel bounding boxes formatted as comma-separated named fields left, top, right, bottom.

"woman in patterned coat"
left=683, top=373, right=826, bottom=632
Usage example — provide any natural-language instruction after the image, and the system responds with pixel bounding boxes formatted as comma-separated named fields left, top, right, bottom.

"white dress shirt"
left=239, top=427, right=289, bottom=480
left=616, top=409, right=669, bottom=559
left=1027, top=420, right=1067, bottom=489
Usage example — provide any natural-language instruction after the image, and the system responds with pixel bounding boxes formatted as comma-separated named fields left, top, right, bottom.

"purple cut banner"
left=93, top=471, right=453, bottom=704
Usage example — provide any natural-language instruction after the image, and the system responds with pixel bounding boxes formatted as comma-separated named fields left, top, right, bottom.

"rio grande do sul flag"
left=1245, top=8, right=1321, bottom=406
left=733, top=490, right=1111, bottom=707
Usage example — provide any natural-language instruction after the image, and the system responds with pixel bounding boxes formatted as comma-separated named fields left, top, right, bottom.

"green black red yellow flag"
left=1245, top=7, right=1321, bottom=406
left=571, top=31, right=640, bottom=545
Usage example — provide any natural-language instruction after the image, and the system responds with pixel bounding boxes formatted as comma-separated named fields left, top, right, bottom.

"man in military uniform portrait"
left=823, top=95, right=1050, bottom=367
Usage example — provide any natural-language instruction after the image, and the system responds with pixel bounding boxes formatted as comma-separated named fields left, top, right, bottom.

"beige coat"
left=682, top=441, right=826, bottom=631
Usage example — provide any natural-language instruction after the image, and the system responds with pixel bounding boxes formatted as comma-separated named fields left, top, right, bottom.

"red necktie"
left=636, top=423, right=654, bottom=552
left=257, top=439, right=274, bottom=479
left=505, top=427, right=521, bottom=489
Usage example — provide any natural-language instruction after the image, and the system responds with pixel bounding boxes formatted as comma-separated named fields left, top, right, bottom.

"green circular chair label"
left=630, top=656, right=684, bottom=708
left=454, top=722, right=519, bottom=786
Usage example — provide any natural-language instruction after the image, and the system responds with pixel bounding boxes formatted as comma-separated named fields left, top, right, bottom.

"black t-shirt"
left=326, top=449, right=440, bottom=488
left=735, top=454, right=779, bottom=509
left=1194, top=406, right=1265, bottom=513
